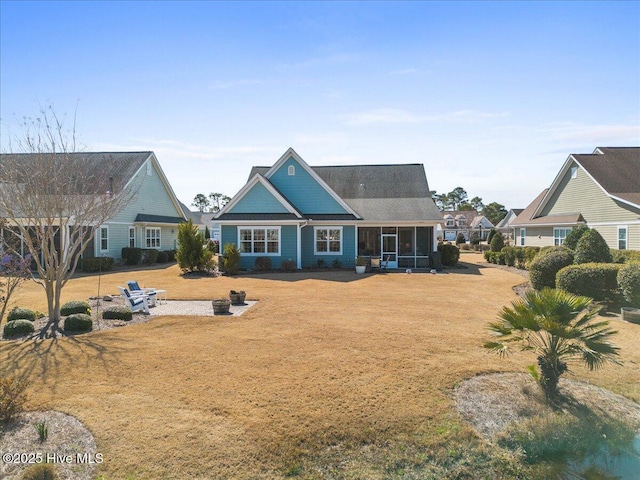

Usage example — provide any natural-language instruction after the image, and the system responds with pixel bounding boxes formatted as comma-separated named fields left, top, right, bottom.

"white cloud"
left=389, top=68, right=418, bottom=76
left=544, top=123, right=640, bottom=144
left=342, top=108, right=509, bottom=126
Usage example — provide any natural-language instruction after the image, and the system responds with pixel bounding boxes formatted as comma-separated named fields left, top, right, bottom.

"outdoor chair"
left=118, top=286, right=150, bottom=315
left=370, top=257, right=382, bottom=272
left=126, top=280, right=157, bottom=307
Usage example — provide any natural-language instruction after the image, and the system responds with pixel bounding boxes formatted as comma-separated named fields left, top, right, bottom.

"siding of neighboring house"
left=519, top=227, right=554, bottom=247
left=268, top=157, right=349, bottom=214
left=543, top=161, right=640, bottom=223
left=227, top=182, right=290, bottom=214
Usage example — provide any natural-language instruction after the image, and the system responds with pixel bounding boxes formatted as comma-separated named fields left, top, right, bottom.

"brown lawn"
left=2, top=257, right=640, bottom=479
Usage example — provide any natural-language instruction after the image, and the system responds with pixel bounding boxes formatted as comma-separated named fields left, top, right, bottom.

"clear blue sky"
left=1, top=1, right=639, bottom=210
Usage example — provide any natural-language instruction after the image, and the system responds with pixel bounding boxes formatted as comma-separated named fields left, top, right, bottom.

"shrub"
left=455, top=233, right=466, bottom=245
left=63, top=314, right=92, bottom=333
left=501, top=247, right=518, bottom=267
left=574, top=229, right=613, bottom=264
left=157, top=251, right=169, bottom=263
left=176, top=220, right=212, bottom=272
left=611, top=249, right=640, bottom=264
left=618, top=263, right=640, bottom=307
left=221, top=243, right=241, bottom=275
left=522, top=246, right=540, bottom=265
left=7, top=307, right=36, bottom=321
left=438, top=243, right=460, bottom=267
left=255, top=256, right=272, bottom=271
left=0, top=375, right=28, bottom=423
left=557, top=263, right=622, bottom=301
left=20, top=463, right=57, bottom=480
left=121, top=247, right=143, bottom=266
left=529, top=249, right=574, bottom=290
left=281, top=259, right=296, bottom=272
left=142, top=249, right=159, bottom=265
left=163, top=249, right=177, bottom=262
left=487, top=228, right=497, bottom=245
left=459, top=243, right=471, bottom=251
left=81, top=257, right=114, bottom=273
left=563, top=224, right=590, bottom=250
left=490, top=232, right=505, bottom=252
left=60, top=300, right=90, bottom=316
left=332, top=259, right=343, bottom=268
left=3, top=319, right=35, bottom=338
left=102, top=305, right=133, bottom=321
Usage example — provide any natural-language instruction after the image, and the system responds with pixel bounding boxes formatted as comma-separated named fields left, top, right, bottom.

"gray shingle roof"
left=135, top=214, right=185, bottom=224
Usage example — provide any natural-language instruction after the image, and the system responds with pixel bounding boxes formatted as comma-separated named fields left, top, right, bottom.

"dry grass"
left=2, top=257, right=640, bottom=478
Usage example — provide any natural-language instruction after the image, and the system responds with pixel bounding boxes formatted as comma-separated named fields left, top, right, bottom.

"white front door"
left=381, top=234, right=398, bottom=268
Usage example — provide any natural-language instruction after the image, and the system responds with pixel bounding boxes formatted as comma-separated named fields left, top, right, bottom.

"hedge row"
left=121, top=248, right=177, bottom=266
left=82, top=257, right=115, bottom=273
left=556, top=263, right=622, bottom=301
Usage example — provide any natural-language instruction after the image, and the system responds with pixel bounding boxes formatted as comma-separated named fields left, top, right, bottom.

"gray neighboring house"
left=496, top=208, right=524, bottom=242
left=441, top=210, right=494, bottom=242
left=1, top=152, right=187, bottom=261
left=512, top=147, right=640, bottom=250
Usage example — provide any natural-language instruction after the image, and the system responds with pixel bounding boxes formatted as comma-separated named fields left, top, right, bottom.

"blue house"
left=213, top=148, right=442, bottom=270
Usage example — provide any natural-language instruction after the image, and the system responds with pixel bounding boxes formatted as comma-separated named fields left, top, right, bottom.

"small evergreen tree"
left=487, top=228, right=497, bottom=245
left=490, top=232, right=505, bottom=252
left=563, top=224, right=589, bottom=250
left=455, top=233, right=466, bottom=245
left=221, top=243, right=241, bottom=275
left=574, top=229, right=613, bottom=264
left=176, top=219, right=213, bottom=273
left=204, top=226, right=211, bottom=240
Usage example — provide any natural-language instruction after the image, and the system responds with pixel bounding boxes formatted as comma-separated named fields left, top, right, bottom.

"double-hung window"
left=553, top=227, right=572, bottom=246
left=618, top=227, right=628, bottom=250
left=315, top=227, right=342, bottom=255
left=146, top=227, right=161, bottom=249
left=99, top=226, right=109, bottom=252
left=239, top=227, right=280, bottom=255
left=129, top=227, right=136, bottom=248
left=520, top=228, right=526, bottom=246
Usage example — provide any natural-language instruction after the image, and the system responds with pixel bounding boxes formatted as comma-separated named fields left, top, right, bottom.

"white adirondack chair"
left=118, top=286, right=150, bottom=315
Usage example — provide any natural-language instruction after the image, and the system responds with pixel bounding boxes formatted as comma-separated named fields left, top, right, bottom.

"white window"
left=288, top=165, right=295, bottom=176
left=618, top=226, right=628, bottom=250
left=238, top=227, right=280, bottom=255
left=570, top=166, right=578, bottom=179
left=314, top=227, right=342, bottom=255
left=520, top=228, right=526, bottom=246
left=457, top=218, right=467, bottom=227
left=146, top=227, right=161, bottom=249
left=444, top=216, right=455, bottom=228
left=129, top=227, right=136, bottom=248
left=553, top=227, right=572, bottom=246
left=99, top=226, right=109, bottom=251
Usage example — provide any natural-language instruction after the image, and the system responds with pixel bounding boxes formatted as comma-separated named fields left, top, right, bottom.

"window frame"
left=288, top=165, right=295, bottom=176
left=99, top=226, right=109, bottom=252
left=618, top=226, right=628, bottom=250
left=520, top=228, right=526, bottom=246
left=145, top=227, right=161, bottom=249
left=314, top=226, right=343, bottom=255
left=553, top=227, right=572, bottom=246
left=237, top=227, right=281, bottom=256
left=128, top=226, right=136, bottom=248
left=570, top=166, right=578, bottom=179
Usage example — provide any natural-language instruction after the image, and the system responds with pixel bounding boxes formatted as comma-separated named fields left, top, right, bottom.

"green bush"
left=455, top=233, right=466, bottom=245
left=176, top=220, right=212, bottom=272
left=121, top=247, right=143, bottom=266
left=221, top=243, right=241, bottom=275
left=7, top=307, right=36, bottom=321
left=254, top=256, right=272, bottom=271
left=0, top=375, right=28, bottom=424
left=487, top=228, right=497, bottom=245
left=563, top=224, right=590, bottom=250
left=574, top=229, right=613, bottom=264
left=438, top=243, right=460, bottom=267
left=281, top=259, right=296, bottom=272
left=20, top=462, right=57, bottom=480
left=529, top=249, right=574, bottom=290
left=490, top=232, right=505, bottom=252
left=522, top=246, right=540, bottom=264
left=157, top=251, right=169, bottom=263
left=3, top=320, right=35, bottom=338
left=501, top=246, right=518, bottom=267
left=81, top=257, right=114, bottom=273
left=142, top=249, right=159, bottom=265
left=618, top=263, right=640, bottom=307
left=102, top=305, right=133, bottom=321
left=611, top=249, right=640, bottom=264
left=163, top=249, right=177, bottom=262
left=63, top=314, right=92, bottom=333
left=60, top=300, right=90, bottom=316
left=556, top=263, right=622, bottom=301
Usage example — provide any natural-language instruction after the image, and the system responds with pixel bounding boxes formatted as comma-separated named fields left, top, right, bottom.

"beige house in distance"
left=512, top=147, right=640, bottom=250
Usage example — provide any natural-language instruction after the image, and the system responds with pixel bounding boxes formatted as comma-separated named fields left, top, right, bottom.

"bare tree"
left=0, top=107, right=136, bottom=337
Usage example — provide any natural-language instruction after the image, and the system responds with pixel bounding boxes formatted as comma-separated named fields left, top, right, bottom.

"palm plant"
left=484, top=288, right=620, bottom=400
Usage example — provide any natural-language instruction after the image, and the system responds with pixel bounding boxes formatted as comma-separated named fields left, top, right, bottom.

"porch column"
left=296, top=224, right=302, bottom=270
left=432, top=225, right=438, bottom=252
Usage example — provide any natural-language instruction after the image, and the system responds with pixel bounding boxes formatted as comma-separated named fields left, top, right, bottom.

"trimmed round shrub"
left=490, top=232, right=505, bottom=252
left=81, top=257, right=114, bottom=273
left=121, top=247, right=143, bottom=265
left=21, top=462, right=57, bottom=480
left=7, top=307, right=37, bottom=322
left=611, top=249, right=640, bottom=264
left=438, top=243, right=460, bottom=267
left=254, top=256, right=272, bottom=271
left=563, top=224, right=590, bottom=250
left=529, top=249, right=574, bottom=290
left=501, top=246, right=518, bottom=267
left=618, top=263, right=640, bottom=307
left=163, top=249, right=177, bottom=262
left=557, top=263, right=622, bottom=301
left=455, top=233, right=466, bottom=245
left=487, top=228, right=497, bottom=245
left=102, top=305, right=133, bottom=321
left=281, top=259, right=296, bottom=272
left=60, top=300, right=91, bottom=316
left=3, top=319, right=35, bottom=338
left=157, top=251, right=169, bottom=263
left=574, top=229, right=613, bottom=264
left=143, top=249, right=159, bottom=265
left=63, top=314, right=92, bottom=333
